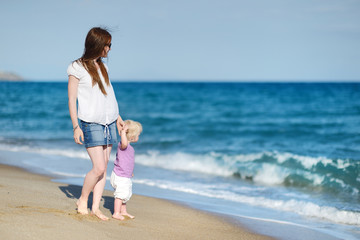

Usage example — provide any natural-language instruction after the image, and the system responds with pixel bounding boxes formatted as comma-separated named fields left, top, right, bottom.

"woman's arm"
left=68, top=75, right=84, bottom=145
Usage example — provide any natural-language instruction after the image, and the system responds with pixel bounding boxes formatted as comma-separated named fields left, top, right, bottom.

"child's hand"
left=122, top=124, right=129, bottom=132
left=120, top=123, right=129, bottom=150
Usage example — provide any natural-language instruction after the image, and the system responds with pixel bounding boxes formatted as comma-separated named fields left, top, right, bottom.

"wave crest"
left=1, top=143, right=358, bottom=196
left=136, top=150, right=360, bottom=196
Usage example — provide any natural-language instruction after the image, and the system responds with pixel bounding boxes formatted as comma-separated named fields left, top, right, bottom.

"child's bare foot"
left=91, top=210, right=109, bottom=221
left=112, top=212, right=125, bottom=220
left=76, top=199, right=88, bottom=215
left=122, top=212, right=135, bottom=219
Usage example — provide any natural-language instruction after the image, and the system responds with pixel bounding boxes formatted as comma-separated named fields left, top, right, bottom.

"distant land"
left=0, top=71, right=24, bottom=81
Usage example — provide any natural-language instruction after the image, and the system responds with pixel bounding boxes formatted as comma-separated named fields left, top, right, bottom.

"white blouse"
left=67, top=61, right=119, bottom=125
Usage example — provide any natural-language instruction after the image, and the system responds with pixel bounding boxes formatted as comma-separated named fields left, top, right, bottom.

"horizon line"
left=4, top=79, right=360, bottom=83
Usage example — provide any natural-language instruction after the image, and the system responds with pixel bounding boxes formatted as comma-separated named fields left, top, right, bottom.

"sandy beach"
left=0, top=164, right=273, bottom=240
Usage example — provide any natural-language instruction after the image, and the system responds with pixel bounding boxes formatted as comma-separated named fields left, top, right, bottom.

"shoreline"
left=0, top=163, right=273, bottom=240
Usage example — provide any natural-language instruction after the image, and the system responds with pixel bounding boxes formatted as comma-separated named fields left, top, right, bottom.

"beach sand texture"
left=0, top=164, right=273, bottom=240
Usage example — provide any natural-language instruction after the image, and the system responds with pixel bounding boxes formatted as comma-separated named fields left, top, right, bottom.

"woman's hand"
left=73, top=127, right=84, bottom=145
left=116, top=116, right=125, bottom=135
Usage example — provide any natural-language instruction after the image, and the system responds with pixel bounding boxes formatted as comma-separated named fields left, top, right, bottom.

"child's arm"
left=116, top=115, right=125, bottom=135
left=120, top=124, right=129, bottom=150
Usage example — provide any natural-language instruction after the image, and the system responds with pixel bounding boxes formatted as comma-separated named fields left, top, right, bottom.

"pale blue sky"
left=0, top=0, right=359, bottom=81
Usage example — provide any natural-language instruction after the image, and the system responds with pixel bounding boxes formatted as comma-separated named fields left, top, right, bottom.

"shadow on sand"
left=59, top=185, right=114, bottom=214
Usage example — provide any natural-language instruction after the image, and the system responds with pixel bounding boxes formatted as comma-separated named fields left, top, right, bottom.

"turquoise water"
left=0, top=82, right=359, bottom=239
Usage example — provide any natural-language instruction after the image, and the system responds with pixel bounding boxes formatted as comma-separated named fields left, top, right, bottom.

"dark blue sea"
left=0, top=81, right=359, bottom=239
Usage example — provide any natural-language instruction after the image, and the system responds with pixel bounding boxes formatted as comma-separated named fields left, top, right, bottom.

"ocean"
left=0, top=81, right=359, bottom=239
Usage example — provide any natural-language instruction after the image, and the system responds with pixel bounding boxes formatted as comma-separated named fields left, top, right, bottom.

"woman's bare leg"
left=76, top=145, right=110, bottom=219
left=91, top=145, right=112, bottom=220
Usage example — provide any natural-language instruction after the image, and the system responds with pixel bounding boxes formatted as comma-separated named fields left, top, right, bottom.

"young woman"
left=67, top=27, right=124, bottom=220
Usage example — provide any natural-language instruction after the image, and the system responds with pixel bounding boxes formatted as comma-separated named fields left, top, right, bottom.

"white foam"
left=133, top=178, right=360, bottom=225
left=136, top=151, right=233, bottom=176
left=336, top=159, right=352, bottom=169
left=273, top=151, right=334, bottom=169
left=1, top=143, right=357, bottom=193
left=253, top=164, right=289, bottom=185
left=303, top=172, right=325, bottom=186
left=136, top=151, right=357, bottom=194
left=226, top=151, right=268, bottom=163
left=49, top=171, right=85, bottom=178
left=0, top=144, right=117, bottom=162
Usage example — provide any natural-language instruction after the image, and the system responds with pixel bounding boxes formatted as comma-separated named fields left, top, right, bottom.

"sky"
left=0, top=0, right=359, bottom=82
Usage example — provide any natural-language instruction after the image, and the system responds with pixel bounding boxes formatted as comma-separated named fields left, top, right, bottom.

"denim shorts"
left=80, top=120, right=118, bottom=148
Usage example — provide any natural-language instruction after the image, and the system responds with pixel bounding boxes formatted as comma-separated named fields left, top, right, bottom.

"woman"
left=67, top=27, right=124, bottom=220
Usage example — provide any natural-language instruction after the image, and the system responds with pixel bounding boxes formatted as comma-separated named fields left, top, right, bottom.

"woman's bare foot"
left=122, top=212, right=135, bottom=219
left=112, top=212, right=125, bottom=220
left=76, top=199, right=88, bottom=215
left=91, top=209, right=109, bottom=221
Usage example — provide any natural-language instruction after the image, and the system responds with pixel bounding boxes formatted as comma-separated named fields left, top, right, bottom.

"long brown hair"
left=77, top=27, right=111, bottom=95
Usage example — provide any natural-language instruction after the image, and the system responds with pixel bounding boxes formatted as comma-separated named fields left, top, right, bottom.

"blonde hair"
left=124, top=120, right=142, bottom=140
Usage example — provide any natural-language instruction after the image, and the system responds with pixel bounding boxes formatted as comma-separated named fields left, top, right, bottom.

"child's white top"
left=67, top=61, right=119, bottom=125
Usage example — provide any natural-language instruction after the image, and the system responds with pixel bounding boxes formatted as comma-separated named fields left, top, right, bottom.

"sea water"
left=0, top=82, right=359, bottom=239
